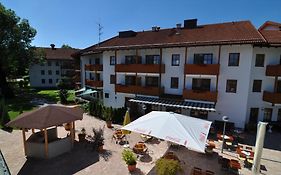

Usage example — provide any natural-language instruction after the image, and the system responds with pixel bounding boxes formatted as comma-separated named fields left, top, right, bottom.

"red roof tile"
left=36, top=47, right=80, bottom=60
left=78, top=21, right=265, bottom=55
left=259, top=21, right=281, bottom=45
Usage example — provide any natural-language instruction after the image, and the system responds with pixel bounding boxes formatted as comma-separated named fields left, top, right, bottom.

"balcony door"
left=192, top=78, right=211, bottom=91
left=125, top=75, right=141, bottom=86
left=277, top=80, right=281, bottom=93
left=194, top=54, right=213, bottom=64
left=249, top=108, right=259, bottom=124
left=263, top=108, right=272, bottom=122
left=145, top=55, right=160, bottom=64
left=145, top=76, right=159, bottom=87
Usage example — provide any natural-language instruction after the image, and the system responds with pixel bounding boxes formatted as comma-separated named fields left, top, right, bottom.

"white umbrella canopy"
left=121, top=111, right=212, bottom=153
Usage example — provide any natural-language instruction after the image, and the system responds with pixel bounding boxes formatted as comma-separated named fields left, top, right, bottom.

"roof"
left=76, top=20, right=265, bottom=55
left=259, top=21, right=281, bottom=46
left=36, top=47, right=80, bottom=60
left=6, top=104, right=83, bottom=129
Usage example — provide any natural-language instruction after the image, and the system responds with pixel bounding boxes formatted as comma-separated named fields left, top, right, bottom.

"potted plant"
left=78, top=127, right=86, bottom=142
left=64, top=123, right=71, bottom=131
left=104, top=107, right=113, bottom=128
left=92, top=128, right=105, bottom=152
left=122, top=149, right=137, bottom=172
left=156, top=158, right=182, bottom=175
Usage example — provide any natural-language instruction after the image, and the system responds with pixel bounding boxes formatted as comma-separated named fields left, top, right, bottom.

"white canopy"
left=121, top=111, right=212, bottom=153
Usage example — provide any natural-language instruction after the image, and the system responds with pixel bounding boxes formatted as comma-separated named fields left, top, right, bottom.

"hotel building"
left=74, top=20, right=281, bottom=128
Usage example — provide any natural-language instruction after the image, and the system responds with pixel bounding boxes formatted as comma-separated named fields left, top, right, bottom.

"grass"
left=3, top=88, right=76, bottom=123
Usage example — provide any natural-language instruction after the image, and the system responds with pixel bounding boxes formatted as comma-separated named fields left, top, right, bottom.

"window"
left=278, top=109, right=281, bottom=122
left=125, top=75, right=136, bottom=85
left=110, top=75, right=116, bottom=84
left=145, top=76, right=159, bottom=87
left=105, top=93, right=109, bottom=98
left=41, top=79, right=45, bottom=84
left=228, top=53, right=240, bottom=66
left=194, top=54, right=213, bottom=64
left=41, top=70, right=45, bottom=75
left=192, top=78, right=211, bottom=91
left=226, top=80, right=237, bottom=93
left=110, top=56, right=116, bottom=65
left=249, top=108, right=259, bottom=124
left=56, top=70, right=59, bottom=75
left=255, top=54, right=265, bottom=67
left=263, top=108, right=272, bottom=122
left=125, top=55, right=141, bottom=64
left=252, top=80, right=262, bottom=92
left=190, top=110, right=208, bottom=119
left=47, top=61, right=52, bottom=66
left=172, top=54, right=180, bottom=66
left=56, top=79, right=59, bottom=83
left=55, top=61, right=59, bottom=66
left=95, top=58, right=100, bottom=64
left=40, top=62, right=45, bottom=66
left=49, top=79, right=53, bottom=84
left=146, top=55, right=160, bottom=64
left=48, top=70, right=52, bottom=75
left=96, top=73, right=101, bottom=81
left=278, top=80, right=281, bottom=93
left=170, top=77, right=179, bottom=89
left=280, top=55, right=281, bottom=65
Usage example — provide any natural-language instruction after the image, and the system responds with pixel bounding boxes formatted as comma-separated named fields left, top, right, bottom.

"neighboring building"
left=74, top=19, right=281, bottom=128
left=29, top=44, right=80, bottom=88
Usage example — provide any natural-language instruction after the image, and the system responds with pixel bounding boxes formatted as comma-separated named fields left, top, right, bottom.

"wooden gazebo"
left=6, top=104, right=83, bottom=159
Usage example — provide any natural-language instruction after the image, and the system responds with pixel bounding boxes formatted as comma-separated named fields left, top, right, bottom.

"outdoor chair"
left=206, top=170, right=215, bottom=175
left=163, top=151, right=180, bottom=161
left=133, top=142, right=147, bottom=155
left=112, top=130, right=126, bottom=144
left=192, top=167, right=202, bottom=175
left=221, top=158, right=230, bottom=171
left=245, top=146, right=252, bottom=151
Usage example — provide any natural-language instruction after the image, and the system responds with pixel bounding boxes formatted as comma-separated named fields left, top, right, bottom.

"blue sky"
left=1, top=0, right=281, bottom=49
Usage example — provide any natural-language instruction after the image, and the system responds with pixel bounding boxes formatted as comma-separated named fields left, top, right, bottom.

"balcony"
left=115, top=84, right=164, bottom=96
left=266, top=65, right=281, bottom=76
left=115, top=64, right=165, bottom=73
left=85, top=64, right=103, bottom=71
left=183, top=89, right=218, bottom=102
left=184, top=64, right=220, bottom=75
left=263, top=91, right=281, bottom=104
left=85, top=79, right=103, bottom=87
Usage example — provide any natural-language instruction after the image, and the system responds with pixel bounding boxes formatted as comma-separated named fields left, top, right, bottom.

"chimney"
left=184, top=19, right=198, bottom=29
left=176, top=23, right=182, bottom=29
left=152, top=26, right=160, bottom=32
left=50, top=44, right=55, bottom=50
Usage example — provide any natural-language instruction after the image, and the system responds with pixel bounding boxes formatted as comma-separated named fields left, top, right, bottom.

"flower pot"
left=128, top=164, right=137, bottom=172
left=78, top=133, right=86, bottom=142
left=106, top=121, right=113, bottom=128
left=64, top=123, right=71, bottom=131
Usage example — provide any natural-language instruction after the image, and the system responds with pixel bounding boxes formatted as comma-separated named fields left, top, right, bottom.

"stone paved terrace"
left=1, top=114, right=281, bottom=175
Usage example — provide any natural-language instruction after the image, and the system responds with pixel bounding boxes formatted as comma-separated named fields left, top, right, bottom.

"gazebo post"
left=44, top=128, right=48, bottom=158
left=70, top=122, right=74, bottom=148
left=22, top=128, right=27, bottom=156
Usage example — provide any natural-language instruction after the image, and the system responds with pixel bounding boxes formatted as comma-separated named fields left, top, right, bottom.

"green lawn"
left=4, top=89, right=75, bottom=122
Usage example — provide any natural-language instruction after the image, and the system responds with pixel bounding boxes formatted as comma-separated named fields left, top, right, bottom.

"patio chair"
left=192, top=167, right=202, bottom=175
left=245, top=146, right=252, bottom=151
left=206, top=170, right=215, bottom=175
left=112, top=131, right=125, bottom=144
left=221, top=158, right=230, bottom=171
left=133, top=142, right=148, bottom=155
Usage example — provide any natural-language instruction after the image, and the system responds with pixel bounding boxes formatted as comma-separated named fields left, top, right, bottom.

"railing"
left=115, top=84, right=164, bottom=96
left=85, top=80, right=103, bottom=87
left=266, top=65, right=281, bottom=76
left=85, top=64, right=103, bottom=71
left=184, top=64, right=220, bottom=75
left=183, top=89, right=218, bottom=102
left=115, top=64, right=165, bottom=73
left=263, top=91, right=281, bottom=104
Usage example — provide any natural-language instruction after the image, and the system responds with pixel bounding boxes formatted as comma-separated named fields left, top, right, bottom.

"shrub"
left=88, top=128, right=105, bottom=150
left=156, top=158, right=182, bottom=175
left=59, top=89, right=69, bottom=104
left=122, top=149, right=137, bottom=165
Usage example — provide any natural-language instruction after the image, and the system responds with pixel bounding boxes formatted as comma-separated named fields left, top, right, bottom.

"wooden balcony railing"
left=183, top=89, right=218, bottom=102
left=184, top=64, right=220, bottom=75
left=266, top=65, right=281, bottom=76
left=115, top=84, right=164, bottom=96
left=115, top=64, right=165, bottom=73
left=263, top=91, right=281, bottom=104
left=85, top=64, right=103, bottom=71
left=85, top=80, right=103, bottom=87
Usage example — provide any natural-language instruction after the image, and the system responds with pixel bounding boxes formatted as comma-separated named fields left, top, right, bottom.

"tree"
left=61, top=44, right=72, bottom=49
left=0, top=3, right=36, bottom=98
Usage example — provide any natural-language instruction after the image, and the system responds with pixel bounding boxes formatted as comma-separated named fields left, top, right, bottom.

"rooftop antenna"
left=97, top=21, right=103, bottom=47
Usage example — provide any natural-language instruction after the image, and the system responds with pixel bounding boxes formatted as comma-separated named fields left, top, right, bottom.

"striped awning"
left=129, top=96, right=216, bottom=112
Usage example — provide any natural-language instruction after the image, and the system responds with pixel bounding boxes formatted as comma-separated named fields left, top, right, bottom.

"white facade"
left=80, top=45, right=281, bottom=128
left=29, top=60, right=62, bottom=88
